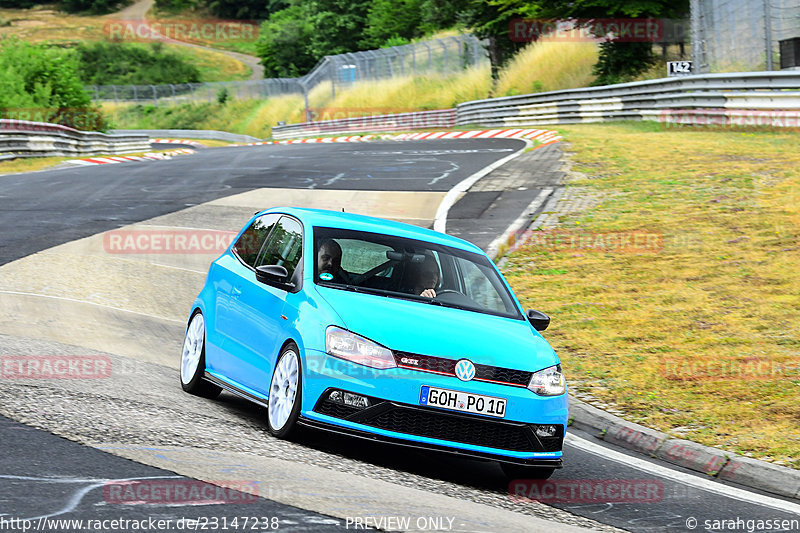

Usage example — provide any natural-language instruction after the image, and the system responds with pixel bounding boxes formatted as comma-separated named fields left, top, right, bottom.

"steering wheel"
left=435, top=289, right=465, bottom=296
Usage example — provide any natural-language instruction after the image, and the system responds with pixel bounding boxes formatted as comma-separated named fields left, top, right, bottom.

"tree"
left=533, top=0, right=691, bottom=84
left=207, top=0, right=287, bottom=20
left=256, top=0, right=370, bottom=77
left=458, top=0, right=536, bottom=82
left=361, top=0, right=424, bottom=49
left=255, top=4, right=317, bottom=77
left=305, top=0, right=370, bottom=59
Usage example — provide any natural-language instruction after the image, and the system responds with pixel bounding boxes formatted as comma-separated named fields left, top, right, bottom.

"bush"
left=216, top=87, right=229, bottom=104
left=76, top=42, right=202, bottom=85
left=0, top=38, right=106, bottom=130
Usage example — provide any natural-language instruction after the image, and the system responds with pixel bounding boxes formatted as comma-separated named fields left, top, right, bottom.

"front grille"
left=474, top=364, right=533, bottom=386
left=393, top=351, right=532, bottom=387
left=363, top=406, right=533, bottom=451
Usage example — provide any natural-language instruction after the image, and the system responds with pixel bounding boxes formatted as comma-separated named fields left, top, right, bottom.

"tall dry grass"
left=309, top=65, right=492, bottom=116
left=493, top=37, right=598, bottom=97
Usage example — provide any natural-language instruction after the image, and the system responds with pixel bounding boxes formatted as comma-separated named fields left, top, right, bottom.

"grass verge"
left=503, top=122, right=800, bottom=467
left=0, top=155, right=73, bottom=175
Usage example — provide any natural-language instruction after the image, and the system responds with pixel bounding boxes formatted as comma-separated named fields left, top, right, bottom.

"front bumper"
left=302, top=349, right=567, bottom=461
left=298, top=418, right=562, bottom=468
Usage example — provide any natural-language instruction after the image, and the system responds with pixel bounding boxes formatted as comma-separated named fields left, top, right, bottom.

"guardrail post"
left=112, top=85, right=118, bottom=104
left=133, top=85, right=138, bottom=103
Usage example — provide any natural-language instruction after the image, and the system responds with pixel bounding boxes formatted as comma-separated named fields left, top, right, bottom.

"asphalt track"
left=1, top=139, right=798, bottom=532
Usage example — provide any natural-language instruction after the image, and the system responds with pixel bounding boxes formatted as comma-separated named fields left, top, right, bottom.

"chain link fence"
left=89, top=34, right=488, bottom=105
left=692, top=0, right=800, bottom=72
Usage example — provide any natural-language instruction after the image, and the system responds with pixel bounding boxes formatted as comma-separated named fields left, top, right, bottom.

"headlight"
left=527, top=364, right=566, bottom=396
left=325, top=326, right=396, bottom=370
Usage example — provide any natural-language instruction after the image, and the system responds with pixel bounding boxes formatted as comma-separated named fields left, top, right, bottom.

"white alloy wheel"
left=268, top=348, right=300, bottom=433
left=181, top=312, right=205, bottom=385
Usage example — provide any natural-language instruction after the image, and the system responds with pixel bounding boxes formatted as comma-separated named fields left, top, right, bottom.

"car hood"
left=315, top=286, right=558, bottom=372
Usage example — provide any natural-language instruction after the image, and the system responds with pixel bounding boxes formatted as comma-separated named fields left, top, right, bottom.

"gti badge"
left=455, top=359, right=476, bottom=382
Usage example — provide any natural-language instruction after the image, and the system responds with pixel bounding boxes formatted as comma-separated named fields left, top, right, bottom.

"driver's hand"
left=420, top=289, right=436, bottom=298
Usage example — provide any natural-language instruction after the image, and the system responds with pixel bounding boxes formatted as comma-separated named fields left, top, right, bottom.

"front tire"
left=267, top=343, right=302, bottom=439
left=180, top=310, right=222, bottom=399
left=500, top=462, right=556, bottom=480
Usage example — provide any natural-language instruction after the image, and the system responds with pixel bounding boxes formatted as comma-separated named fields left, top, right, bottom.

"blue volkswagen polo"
left=180, top=207, right=567, bottom=478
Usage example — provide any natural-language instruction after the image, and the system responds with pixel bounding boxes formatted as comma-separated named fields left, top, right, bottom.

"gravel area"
left=0, top=334, right=622, bottom=532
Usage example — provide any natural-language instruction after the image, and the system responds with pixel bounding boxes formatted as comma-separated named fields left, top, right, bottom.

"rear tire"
left=180, top=310, right=222, bottom=399
left=500, top=463, right=556, bottom=480
left=266, top=343, right=303, bottom=439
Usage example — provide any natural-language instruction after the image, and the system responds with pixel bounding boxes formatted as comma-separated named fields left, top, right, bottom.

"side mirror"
left=526, top=309, right=550, bottom=331
left=255, top=265, right=294, bottom=290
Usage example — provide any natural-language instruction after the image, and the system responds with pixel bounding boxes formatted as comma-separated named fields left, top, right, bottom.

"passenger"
left=317, top=239, right=349, bottom=284
left=404, top=255, right=440, bottom=298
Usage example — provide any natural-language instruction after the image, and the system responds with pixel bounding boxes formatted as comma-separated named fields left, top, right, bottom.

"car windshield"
left=313, top=227, right=522, bottom=319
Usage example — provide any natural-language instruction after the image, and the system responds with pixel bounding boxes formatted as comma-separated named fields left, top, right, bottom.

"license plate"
left=419, top=385, right=507, bottom=418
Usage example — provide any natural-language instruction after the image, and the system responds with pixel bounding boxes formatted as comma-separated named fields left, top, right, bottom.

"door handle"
left=232, top=286, right=242, bottom=298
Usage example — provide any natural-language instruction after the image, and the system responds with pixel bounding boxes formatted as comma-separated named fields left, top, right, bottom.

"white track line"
left=486, top=187, right=554, bottom=259
left=0, top=290, right=183, bottom=323
left=566, top=433, right=800, bottom=514
left=433, top=139, right=533, bottom=234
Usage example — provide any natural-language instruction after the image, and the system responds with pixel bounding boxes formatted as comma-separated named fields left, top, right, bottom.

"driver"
left=317, top=239, right=350, bottom=284
left=404, top=255, right=440, bottom=298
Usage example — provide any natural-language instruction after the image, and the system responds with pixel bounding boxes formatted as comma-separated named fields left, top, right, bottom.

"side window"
left=256, top=216, right=303, bottom=278
left=338, top=239, right=394, bottom=275
left=233, top=214, right=280, bottom=267
left=455, top=257, right=506, bottom=311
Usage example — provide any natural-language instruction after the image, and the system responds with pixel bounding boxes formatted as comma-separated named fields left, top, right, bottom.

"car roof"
left=259, top=206, right=485, bottom=255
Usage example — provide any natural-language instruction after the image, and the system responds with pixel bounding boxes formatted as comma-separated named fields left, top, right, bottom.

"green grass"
left=503, top=122, right=800, bottom=467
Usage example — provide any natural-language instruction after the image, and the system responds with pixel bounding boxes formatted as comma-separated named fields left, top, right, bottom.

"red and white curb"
left=233, top=129, right=562, bottom=146
left=393, top=129, right=561, bottom=144
left=150, top=139, right=205, bottom=147
left=67, top=148, right=195, bottom=166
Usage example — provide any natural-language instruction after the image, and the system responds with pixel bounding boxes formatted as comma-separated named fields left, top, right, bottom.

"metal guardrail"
left=456, top=72, right=800, bottom=127
left=271, top=109, right=457, bottom=139
left=0, top=119, right=151, bottom=160
left=110, top=129, right=260, bottom=143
